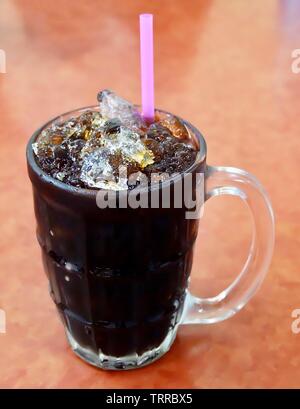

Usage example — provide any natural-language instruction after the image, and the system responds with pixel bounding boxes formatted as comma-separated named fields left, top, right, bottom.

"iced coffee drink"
left=27, top=90, right=204, bottom=369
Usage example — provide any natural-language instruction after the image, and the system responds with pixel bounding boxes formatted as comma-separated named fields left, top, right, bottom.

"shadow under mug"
left=26, top=106, right=275, bottom=370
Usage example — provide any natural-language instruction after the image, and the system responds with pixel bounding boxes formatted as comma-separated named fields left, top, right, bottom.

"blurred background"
left=0, top=0, right=299, bottom=388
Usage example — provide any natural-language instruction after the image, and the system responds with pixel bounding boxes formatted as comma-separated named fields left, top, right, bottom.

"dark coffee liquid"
left=36, top=201, right=199, bottom=359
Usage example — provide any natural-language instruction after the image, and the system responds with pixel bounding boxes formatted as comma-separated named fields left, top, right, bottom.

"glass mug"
left=26, top=107, right=274, bottom=370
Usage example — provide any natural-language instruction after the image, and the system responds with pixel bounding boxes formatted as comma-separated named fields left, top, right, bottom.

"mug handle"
left=181, top=165, right=275, bottom=324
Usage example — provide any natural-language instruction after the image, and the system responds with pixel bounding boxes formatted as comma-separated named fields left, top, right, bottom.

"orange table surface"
left=0, top=0, right=299, bottom=388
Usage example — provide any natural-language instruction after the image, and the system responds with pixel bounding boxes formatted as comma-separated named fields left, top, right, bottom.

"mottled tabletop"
left=0, top=0, right=299, bottom=388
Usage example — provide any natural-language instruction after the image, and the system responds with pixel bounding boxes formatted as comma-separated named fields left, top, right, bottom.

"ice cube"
left=102, top=118, right=122, bottom=135
left=97, top=89, right=144, bottom=131
left=32, top=142, right=39, bottom=156
left=102, top=126, right=154, bottom=168
left=80, top=149, right=128, bottom=190
left=159, top=113, right=190, bottom=140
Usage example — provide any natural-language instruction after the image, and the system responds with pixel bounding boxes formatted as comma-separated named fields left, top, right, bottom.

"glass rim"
left=26, top=105, right=207, bottom=197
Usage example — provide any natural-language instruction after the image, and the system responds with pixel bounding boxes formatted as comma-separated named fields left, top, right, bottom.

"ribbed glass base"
left=66, top=325, right=178, bottom=370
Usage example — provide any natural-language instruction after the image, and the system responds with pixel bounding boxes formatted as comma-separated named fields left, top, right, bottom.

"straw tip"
left=140, top=13, right=153, bottom=20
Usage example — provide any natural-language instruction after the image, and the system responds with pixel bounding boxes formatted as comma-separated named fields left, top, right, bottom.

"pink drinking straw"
left=139, top=14, right=155, bottom=122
